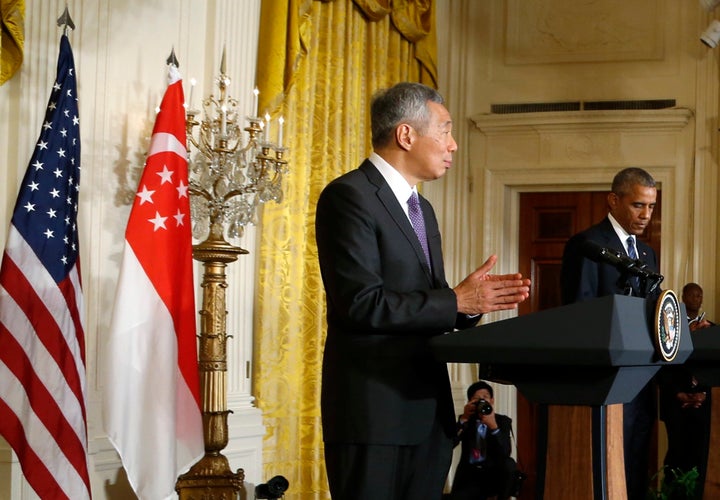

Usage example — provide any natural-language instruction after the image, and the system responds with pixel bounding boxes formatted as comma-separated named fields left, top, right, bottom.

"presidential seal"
left=655, top=289, right=681, bottom=362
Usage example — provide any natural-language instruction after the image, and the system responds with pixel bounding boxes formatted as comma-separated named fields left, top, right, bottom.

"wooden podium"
left=431, top=294, right=693, bottom=500
left=684, top=324, right=720, bottom=499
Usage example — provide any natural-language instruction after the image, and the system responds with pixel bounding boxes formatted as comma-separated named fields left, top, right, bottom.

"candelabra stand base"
left=175, top=405, right=245, bottom=498
left=175, top=456, right=244, bottom=500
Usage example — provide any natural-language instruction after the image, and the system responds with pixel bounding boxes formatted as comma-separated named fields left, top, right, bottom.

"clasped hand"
left=454, top=255, right=531, bottom=316
left=689, top=319, right=712, bottom=331
left=678, top=391, right=706, bottom=409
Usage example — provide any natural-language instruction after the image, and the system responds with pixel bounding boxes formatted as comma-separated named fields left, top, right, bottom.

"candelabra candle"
left=188, top=78, right=196, bottom=110
left=252, top=87, right=259, bottom=117
left=278, top=116, right=284, bottom=148
left=264, top=113, right=271, bottom=144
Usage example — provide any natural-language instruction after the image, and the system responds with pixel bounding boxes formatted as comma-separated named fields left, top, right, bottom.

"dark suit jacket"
left=315, top=160, right=479, bottom=446
left=455, top=413, right=513, bottom=467
left=560, top=217, right=660, bottom=304
left=452, top=413, right=513, bottom=495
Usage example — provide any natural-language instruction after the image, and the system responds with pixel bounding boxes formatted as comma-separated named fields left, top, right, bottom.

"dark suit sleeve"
left=456, top=414, right=513, bottom=460
left=561, top=233, right=600, bottom=304
left=487, top=415, right=513, bottom=459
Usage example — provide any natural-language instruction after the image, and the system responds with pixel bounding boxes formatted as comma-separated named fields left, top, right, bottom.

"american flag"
left=0, top=34, right=91, bottom=499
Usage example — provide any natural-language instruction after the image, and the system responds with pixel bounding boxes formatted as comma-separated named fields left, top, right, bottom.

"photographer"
left=450, top=381, right=515, bottom=500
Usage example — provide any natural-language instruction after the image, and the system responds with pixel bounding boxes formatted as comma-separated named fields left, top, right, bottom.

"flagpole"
left=57, top=5, right=75, bottom=35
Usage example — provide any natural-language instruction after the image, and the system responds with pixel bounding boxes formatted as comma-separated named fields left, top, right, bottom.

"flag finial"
left=166, top=48, right=179, bottom=68
left=57, top=6, right=75, bottom=35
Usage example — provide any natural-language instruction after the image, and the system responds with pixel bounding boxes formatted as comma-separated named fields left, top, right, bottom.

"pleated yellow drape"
left=253, top=1, right=436, bottom=497
left=0, top=0, right=24, bottom=85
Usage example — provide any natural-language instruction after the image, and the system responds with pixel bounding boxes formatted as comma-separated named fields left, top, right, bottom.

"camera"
left=473, top=399, right=493, bottom=416
left=255, top=475, right=289, bottom=499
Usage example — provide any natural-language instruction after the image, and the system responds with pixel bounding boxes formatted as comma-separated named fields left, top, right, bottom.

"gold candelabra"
left=176, top=50, right=288, bottom=499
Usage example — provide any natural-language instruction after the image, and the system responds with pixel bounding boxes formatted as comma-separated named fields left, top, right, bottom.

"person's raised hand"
left=454, top=255, right=531, bottom=316
left=690, top=319, right=712, bottom=332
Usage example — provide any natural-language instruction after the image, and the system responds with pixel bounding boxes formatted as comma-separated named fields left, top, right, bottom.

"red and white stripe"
left=0, top=229, right=91, bottom=500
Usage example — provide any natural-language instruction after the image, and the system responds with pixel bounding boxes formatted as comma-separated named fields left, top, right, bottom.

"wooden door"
left=516, top=191, right=661, bottom=498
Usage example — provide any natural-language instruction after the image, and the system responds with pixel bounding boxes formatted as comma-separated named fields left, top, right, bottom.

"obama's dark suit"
left=316, top=159, right=478, bottom=499
left=561, top=217, right=659, bottom=304
left=561, top=216, right=660, bottom=500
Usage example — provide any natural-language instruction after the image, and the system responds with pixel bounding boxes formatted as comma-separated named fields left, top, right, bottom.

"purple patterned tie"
left=408, top=192, right=431, bottom=267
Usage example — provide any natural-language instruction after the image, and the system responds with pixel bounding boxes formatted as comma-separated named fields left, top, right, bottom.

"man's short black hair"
left=466, top=380, right=494, bottom=401
left=611, top=167, right=656, bottom=196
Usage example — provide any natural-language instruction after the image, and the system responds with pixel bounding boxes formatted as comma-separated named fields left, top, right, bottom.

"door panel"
left=519, top=192, right=612, bottom=317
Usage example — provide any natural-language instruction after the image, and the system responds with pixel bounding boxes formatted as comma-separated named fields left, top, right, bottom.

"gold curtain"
left=253, top=0, right=436, bottom=497
left=0, top=0, right=24, bottom=85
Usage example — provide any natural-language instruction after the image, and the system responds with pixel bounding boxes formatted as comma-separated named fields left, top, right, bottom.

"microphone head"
left=578, top=238, right=665, bottom=291
left=578, top=239, right=637, bottom=273
left=579, top=239, right=618, bottom=263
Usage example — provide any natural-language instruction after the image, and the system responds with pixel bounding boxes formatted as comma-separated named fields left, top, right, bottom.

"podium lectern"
left=431, top=294, right=692, bottom=500
left=687, top=324, right=720, bottom=386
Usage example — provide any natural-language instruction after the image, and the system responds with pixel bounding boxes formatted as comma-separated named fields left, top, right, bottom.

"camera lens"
left=476, top=399, right=492, bottom=415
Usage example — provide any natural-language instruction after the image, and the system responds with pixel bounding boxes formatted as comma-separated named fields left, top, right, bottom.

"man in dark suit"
left=451, top=381, right=514, bottom=500
left=657, top=282, right=714, bottom=498
left=315, top=82, right=531, bottom=500
left=561, top=167, right=660, bottom=500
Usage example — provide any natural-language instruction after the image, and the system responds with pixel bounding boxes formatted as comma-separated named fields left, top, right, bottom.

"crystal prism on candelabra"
left=186, top=53, right=288, bottom=244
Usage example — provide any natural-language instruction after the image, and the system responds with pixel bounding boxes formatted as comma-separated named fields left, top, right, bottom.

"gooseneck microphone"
left=579, top=239, right=664, bottom=292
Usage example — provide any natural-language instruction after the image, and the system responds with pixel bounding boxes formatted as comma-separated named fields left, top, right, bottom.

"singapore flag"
left=103, top=63, right=204, bottom=500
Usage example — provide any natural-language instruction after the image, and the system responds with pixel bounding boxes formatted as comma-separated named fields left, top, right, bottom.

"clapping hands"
left=454, top=255, right=531, bottom=316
